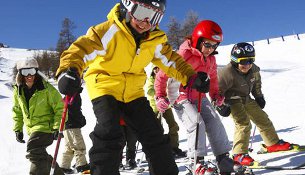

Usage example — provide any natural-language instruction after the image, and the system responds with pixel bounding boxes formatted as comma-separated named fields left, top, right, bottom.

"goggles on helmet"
left=20, top=68, right=37, bottom=76
left=126, top=1, right=164, bottom=26
left=234, top=57, right=255, bottom=65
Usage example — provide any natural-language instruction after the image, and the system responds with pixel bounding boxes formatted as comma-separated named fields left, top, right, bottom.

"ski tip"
left=248, top=161, right=261, bottom=168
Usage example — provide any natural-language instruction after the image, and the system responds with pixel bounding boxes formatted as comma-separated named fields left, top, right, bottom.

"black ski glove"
left=57, top=67, right=81, bottom=96
left=52, top=130, right=63, bottom=140
left=188, top=72, right=210, bottom=93
left=215, top=104, right=231, bottom=117
left=255, top=96, right=266, bottom=109
left=15, top=131, right=25, bottom=143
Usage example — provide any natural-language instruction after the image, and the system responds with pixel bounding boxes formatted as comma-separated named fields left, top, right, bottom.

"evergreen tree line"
left=15, top=11, right=199, bottom=79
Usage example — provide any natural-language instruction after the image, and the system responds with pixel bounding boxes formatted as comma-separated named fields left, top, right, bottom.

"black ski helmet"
left=231, top=42, right=255, bottom=64
left=120, top=0, right=166, bottom=30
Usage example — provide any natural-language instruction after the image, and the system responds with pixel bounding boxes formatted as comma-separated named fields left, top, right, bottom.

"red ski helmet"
left=191, top=20, right=223, bottom=49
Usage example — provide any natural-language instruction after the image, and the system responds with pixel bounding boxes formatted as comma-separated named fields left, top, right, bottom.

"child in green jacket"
left=12, top=58, right=64, bottom=175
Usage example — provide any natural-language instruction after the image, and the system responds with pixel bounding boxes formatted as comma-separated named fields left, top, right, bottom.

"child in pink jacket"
left=154, top=20, right=239, bottom=174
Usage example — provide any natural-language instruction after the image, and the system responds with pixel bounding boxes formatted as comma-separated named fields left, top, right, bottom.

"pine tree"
left=166, top=17, right=182, bottom=50
left=166, top=11, right=199, bottom=50
left=56, top=18, right=76, bottom=57
left=181, top=11, right=199, bottom=38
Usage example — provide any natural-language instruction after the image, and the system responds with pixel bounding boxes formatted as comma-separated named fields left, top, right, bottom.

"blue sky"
left=1, top=0, right=305, bottom=49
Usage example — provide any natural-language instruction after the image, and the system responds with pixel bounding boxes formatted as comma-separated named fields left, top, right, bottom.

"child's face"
left=130, top=17, right=152, bottom=34
left=238, top=64, right=252, bottom=74
left=24, top=75, right=35, bottom=88
left=153, top=67, right=159, bottom=74
left=200, top=39, right=218, bottom=57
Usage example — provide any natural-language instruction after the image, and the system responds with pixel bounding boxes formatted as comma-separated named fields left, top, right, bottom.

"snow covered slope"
left=1, top=34, right=305, bottom=174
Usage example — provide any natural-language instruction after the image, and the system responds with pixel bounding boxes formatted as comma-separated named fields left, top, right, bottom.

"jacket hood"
left=107, top=3, right=120, bottom=21
left=107, top=3, right=129, bottom=34
left=179, top=39, right=202, bottom=57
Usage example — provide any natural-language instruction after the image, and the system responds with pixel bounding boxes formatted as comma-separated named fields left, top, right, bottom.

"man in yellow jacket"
left=56, top=1, right=210, bottom=174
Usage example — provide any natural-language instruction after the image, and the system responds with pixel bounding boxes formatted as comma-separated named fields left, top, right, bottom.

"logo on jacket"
left=152, top=1, right=160, bottom=7
left=122, top=0, right=131, bottom=7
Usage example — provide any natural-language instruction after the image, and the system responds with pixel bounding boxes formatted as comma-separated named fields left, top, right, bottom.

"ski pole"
left=50, top=95, right=73, bottom=175
left=249, top=124, right=256, bottom=152
left=193, top=93, right=202, bottom=174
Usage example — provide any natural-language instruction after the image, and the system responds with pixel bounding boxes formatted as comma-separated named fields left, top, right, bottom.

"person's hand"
left=15, top=131, right=25, bottom=143
left=212, top=94, right=225, bottom=107
left=52, top=130, right=63, bottom=140
left=255, top=96, right=266, bottom=109
left=156, top=97, right=170, bottom=113
left=57, top=67, right=81, bottom=96
left=188, top=72, right=210, bottom=93
left=215, top=104, right=231, bottom=117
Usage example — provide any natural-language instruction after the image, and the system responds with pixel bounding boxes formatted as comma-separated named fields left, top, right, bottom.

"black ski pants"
left=26, top=132, right=64, bottom=175
left=122, top=125, right=137, bottom=160
left=89, top=95, right=178, bottom=175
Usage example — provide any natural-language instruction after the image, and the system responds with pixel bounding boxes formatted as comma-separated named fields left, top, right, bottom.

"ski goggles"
left=202, top=41, right=219, bottom=49
left=20, top=68, right=37, bottom=76
left=237, top=57, right=255, bottom=65
left=127, top=1, right=164, bottom=26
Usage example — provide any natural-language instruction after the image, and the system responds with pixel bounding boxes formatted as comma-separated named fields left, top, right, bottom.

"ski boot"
left=76, top=163, right=90, bottom=174
left=125, top=159, right=137, bottom=170
left=172, top=147, right=187, bottom=158
left=196, top=160, right=218, bottom=175
left=61, top=167, right=75, bottom=174
left=233, top=154, right=255, bottom=166
left=265, top=139, right=291, bottom=152
left=216, top=152, right=243, bottom=175
left=185, top=157, right=218, bottom=175
left=119, top=161, right=125, bottom=171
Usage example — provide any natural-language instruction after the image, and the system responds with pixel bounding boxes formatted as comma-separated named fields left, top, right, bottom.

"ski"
left=119, top=167, right=147, bottom=174
left=64, top=169, right=90, bottom=175
left=257, top=144, right=305, bottom=154
left=64, top=171, right=90, bottom=175
left=248, top=160, right=305, bottom=170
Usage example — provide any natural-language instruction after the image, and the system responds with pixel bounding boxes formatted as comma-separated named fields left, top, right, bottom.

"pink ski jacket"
left=155, top=39, right=220, bottom=103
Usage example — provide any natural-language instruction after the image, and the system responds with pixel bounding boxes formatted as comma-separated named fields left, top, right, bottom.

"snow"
left=1, top=34, right=305, bottom=174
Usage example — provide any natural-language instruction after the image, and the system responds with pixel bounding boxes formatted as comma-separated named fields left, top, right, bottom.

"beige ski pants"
left=60, top=128, right=88, bottom=169
left=230, top=99, right=279, bottom=154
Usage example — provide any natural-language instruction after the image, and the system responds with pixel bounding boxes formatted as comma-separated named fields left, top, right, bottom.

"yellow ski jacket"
left=56, top=4, right=195, bottom=102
